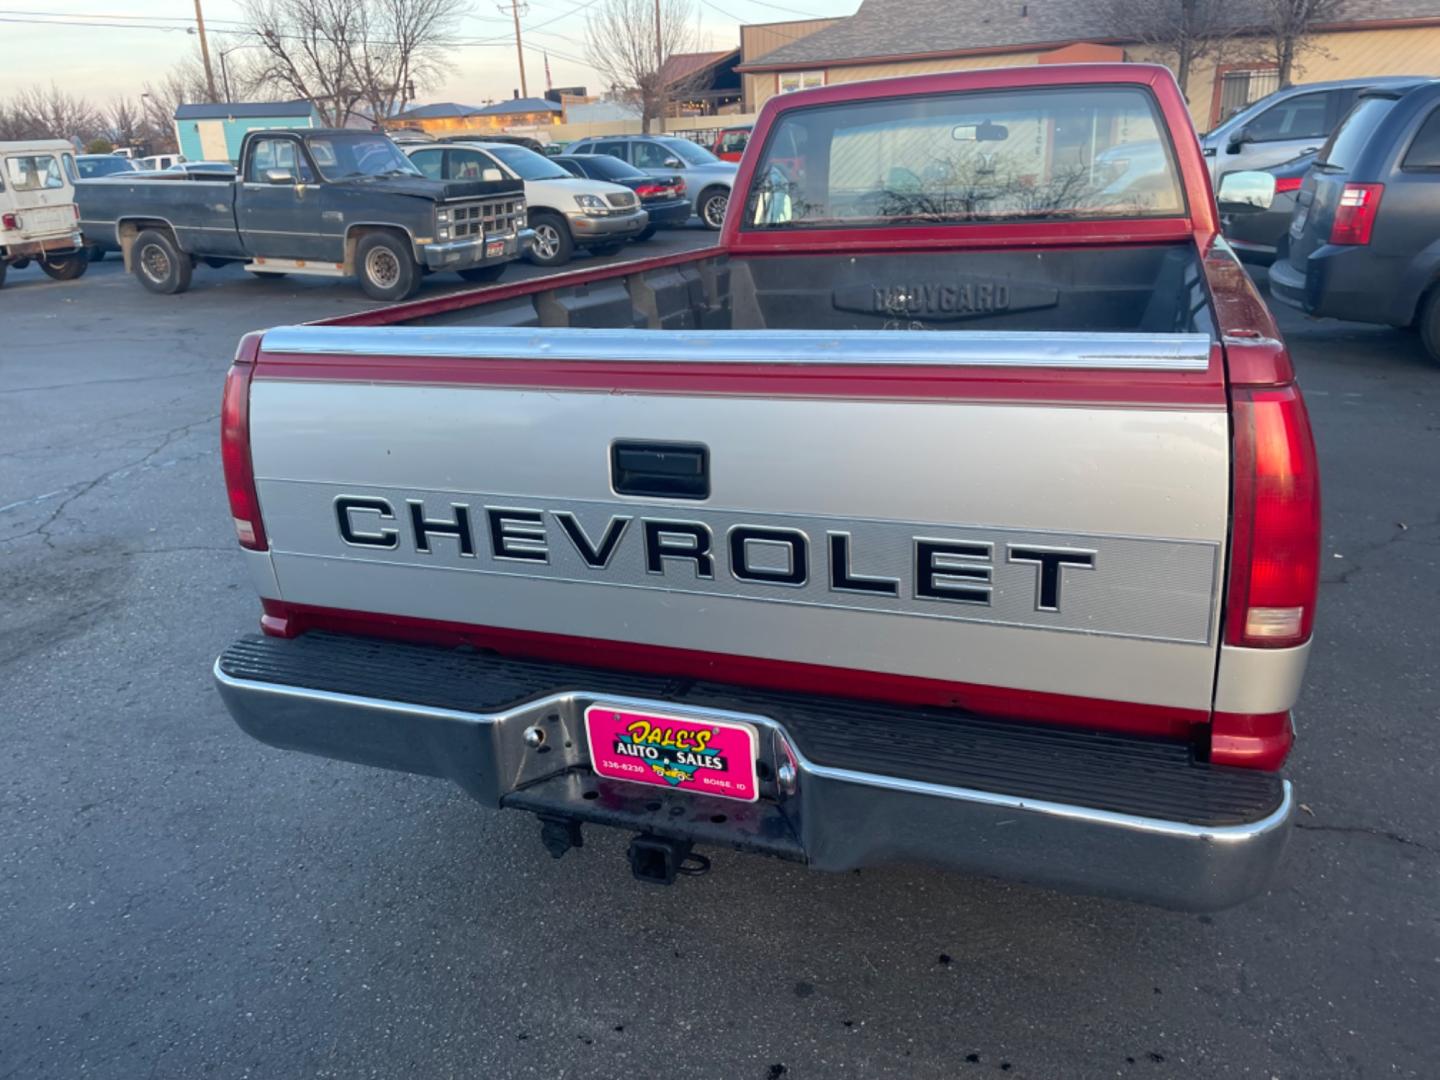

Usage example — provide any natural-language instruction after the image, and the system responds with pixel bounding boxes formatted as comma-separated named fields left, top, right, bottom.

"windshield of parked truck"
left=5, top=154, right=66, bottom=192
left=304, top=134, right=421, bottom=181
left=745, top=86, right=1186, bottom=230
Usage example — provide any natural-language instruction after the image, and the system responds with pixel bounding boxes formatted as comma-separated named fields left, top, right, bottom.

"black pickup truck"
left=75, top=129, right=531, bottom=300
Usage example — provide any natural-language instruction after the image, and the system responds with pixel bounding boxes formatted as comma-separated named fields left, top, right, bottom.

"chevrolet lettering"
left=215, top=64, right=1319, bottom=911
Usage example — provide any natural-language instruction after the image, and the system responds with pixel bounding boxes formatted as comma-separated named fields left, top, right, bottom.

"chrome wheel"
left=532, top=223, right=561, bottom=261
left=364, top=246, right=401, bottom=291
left=702, top=191, right=728, bottom=228
left=139, top=242, right=171, bottom=284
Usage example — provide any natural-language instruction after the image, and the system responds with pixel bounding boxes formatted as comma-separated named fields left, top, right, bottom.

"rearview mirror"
left=481, top=167, right=503, bottom=182
left=264, top=168, right=296, bottom=185
left=952, top=121, right=1010, bottom=142
left=1217, top=170, right=1277, bottom=212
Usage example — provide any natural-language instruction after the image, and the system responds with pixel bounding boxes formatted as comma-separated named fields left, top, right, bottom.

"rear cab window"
left=744, top=85, right=1186, bottom=230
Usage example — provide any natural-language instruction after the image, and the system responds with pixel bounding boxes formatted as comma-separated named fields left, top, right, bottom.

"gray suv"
left=1202, top=76, right=1425, bottom=187
left=566, top=134, right=737, bottom=229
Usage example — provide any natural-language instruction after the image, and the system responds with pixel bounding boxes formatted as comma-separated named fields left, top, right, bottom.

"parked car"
left=75, top=154, right=137, bottom=179
left=75, top=128, right=529, bottom=299
left=136, top=153, right=184, bottom=171
left=1202, top=76, right=1425, bottom=187
left=553, top=153, right=688, bottom=239
left=215, top=64, right=1317, bottom=912
left=1217, top=149, right=1316, bottom=265
left=437, top=133, right=550, bottom=154
left=405, top=141, right=647, bottom=267
left=0, top=139, right=87, bottom=287
left=709, top=124, right=751, bottom=162
left=163, top=161, right=238, bottom=177
left=565, top=134, right=737, bottom=229
left=1250, top=80, right=1440, bottom=362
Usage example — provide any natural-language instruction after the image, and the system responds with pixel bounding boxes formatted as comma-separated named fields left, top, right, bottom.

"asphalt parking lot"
left=1, top=243, right=1437, bottom=1080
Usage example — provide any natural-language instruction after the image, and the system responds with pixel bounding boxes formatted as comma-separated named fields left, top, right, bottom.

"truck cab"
left=0, top=139, right=88, bottom=288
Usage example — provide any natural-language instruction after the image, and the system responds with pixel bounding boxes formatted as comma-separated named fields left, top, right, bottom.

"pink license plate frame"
left=584, top=704, right=760, bottom=803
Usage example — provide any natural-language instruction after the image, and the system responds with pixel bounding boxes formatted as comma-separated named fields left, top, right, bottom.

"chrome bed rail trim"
left=259, top=326, right=1214, bottom=370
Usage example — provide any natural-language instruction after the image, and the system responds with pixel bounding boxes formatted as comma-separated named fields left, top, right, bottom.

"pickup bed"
left=76, top=129, right=530, bottom=300
left=214, top=65, right=1320, bottom=909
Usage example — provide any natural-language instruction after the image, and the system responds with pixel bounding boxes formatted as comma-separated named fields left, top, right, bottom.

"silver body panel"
left=248, top=376, right=1231, bottom=710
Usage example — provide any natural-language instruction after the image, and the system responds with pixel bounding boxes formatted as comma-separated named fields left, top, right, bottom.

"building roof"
left=660, top=49, right=739, bottom=87
left=738, top=0, right=1440, bottom=71
left=477, top=97, right=563, bottom=115
left=391, top=101, right=485, bottom=120
left=174, top=100, right=316, bottom=120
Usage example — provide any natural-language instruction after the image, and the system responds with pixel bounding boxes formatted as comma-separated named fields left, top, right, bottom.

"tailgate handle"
left=611, top=441, right=709, bottom=500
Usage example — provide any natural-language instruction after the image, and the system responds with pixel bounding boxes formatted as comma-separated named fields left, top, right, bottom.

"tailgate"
left=244, top=327, right=1228, bottom=725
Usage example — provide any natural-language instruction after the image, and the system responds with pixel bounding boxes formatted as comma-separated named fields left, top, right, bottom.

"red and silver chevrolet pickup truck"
left=214, top=64, right=1319, bottom=910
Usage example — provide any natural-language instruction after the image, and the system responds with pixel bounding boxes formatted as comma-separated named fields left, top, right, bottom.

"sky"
left=0, top=0, right=853, bottom=108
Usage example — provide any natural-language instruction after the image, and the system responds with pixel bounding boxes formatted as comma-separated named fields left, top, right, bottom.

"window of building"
left=1218, top=68, right=1280, bottom=122
left=778, top=70, right=825, bottom=94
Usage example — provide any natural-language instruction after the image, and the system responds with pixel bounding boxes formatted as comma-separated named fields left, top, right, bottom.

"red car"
left=709, top=124, right=751, bottom=162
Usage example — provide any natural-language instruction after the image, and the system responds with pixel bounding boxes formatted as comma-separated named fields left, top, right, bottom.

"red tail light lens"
left=2, top=212, right=19, bottom=229
left=220, top=354, right=267, bottom=551
left=675, top=179, right=686, bottom=195
left=1329, top=182, right=1383, bottom=245
left=635, top=183, right=664, bottom=197
left=1225, top=384, right=1321, bottom=649
left=1273, top=176, right=1303, bottom=194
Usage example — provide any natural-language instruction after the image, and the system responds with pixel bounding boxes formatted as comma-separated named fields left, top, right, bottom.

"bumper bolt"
left=777, top=761, right=797, bottom=796
left=522, top=725, right=546, bottom=748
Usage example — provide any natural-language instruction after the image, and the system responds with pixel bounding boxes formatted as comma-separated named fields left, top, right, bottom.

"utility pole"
left=653, top=0, right=664, bottom=133
left=498, top=1, right=529, bottom=99
left=192, top=0, right=220, bottom=102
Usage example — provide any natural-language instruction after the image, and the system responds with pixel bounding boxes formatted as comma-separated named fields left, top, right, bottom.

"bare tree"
left=236, top=0, right=461, bottom=128
left=584, top=0, right=699, bottom=133
left=107, top=98, right=146, bottom=150
left=141, top=61, right=212, bottom=153
left=1251, top=0, right=1342, bottom=86
left=0, top=85, right=103, bottom=143
left=356, top=0, right=464, bottom=123
left=1109, top=0, right=1239, bottom=100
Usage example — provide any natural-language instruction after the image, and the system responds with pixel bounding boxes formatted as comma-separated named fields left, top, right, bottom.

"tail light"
left=1225, top=384, right=1321, bottom=650
left=72, top=204, right=80, bottom=220
left=675, top=179, right=686, bottom=196
left=220, top=336, right=268, bottom=550
left=1329, top=182, right=1383, bottom=245
left=634, top=183, right=664, bottom=198
left=1273, top=176, right=1303, bottom=195
left=2, top=212, right=20, bottom=229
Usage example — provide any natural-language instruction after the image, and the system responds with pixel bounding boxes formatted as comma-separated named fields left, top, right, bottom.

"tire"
left=525, top=212, right=573, bottom=267
left=635, top=224, right=658, bottom=241
left=589, top=242, right=625, bottom=257
left=1419, top=287, right=1440, bottom=365
left=132, top=228, right=192, bottom=294
left=86, top=245, right=106, bottom=263
left=40, top=254, right=89, bottom=280
left=355, top=231, right=420, bottom=301
left=699, top=187, right=729, bottom=230
left=457, top=263, right=507, bottom=284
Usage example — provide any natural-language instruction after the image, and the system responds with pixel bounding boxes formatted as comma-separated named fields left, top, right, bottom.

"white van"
left=1, top=139, right=87, bottom=287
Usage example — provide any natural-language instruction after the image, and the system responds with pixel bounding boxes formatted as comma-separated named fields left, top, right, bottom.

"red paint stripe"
left=258, top=599, right=1207, bottom=742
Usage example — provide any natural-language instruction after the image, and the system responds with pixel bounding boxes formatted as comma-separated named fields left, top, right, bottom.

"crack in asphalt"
left=1296, top=821, right=1436, bottom=856
left=0, top=412, right=219, bottom=550
left=1322, top=511, right=1440, bottom=585
left=0, top=369, right=197, bottom=396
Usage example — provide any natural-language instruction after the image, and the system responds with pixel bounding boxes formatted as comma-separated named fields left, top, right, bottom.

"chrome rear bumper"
left=214, top=633, right=1292, bottom=911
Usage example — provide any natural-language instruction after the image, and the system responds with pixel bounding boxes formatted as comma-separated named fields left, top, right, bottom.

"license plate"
left=485, top=238, right=506, bottom=258
left=584, top=704, right=759, bottom=802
